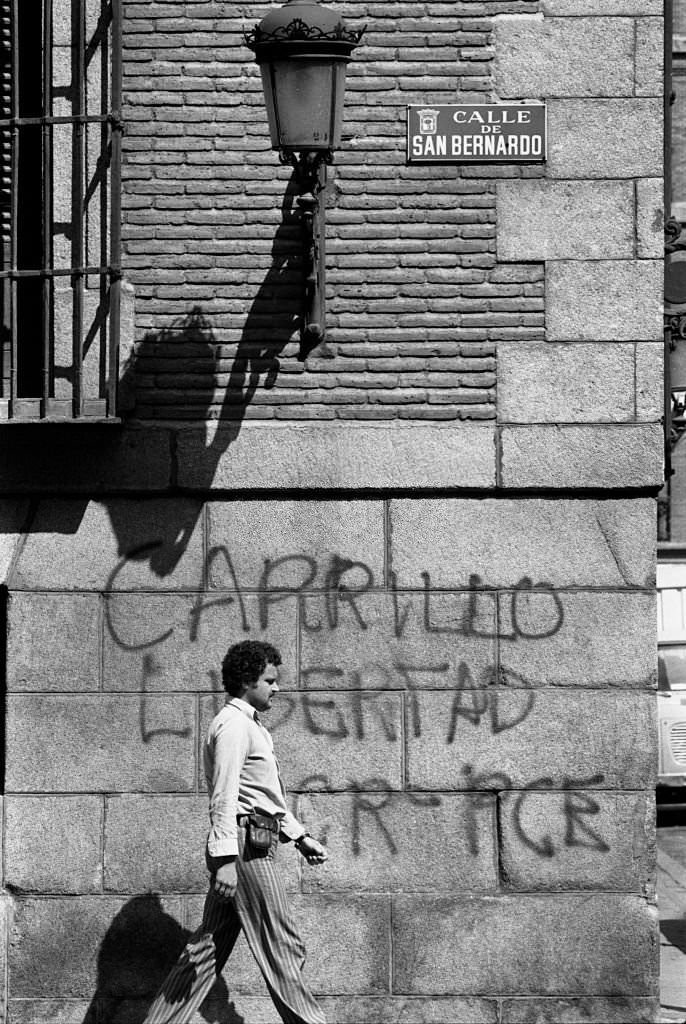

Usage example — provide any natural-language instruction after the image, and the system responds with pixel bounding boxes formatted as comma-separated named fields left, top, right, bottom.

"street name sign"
left=407, top=103, right=547, bottom=163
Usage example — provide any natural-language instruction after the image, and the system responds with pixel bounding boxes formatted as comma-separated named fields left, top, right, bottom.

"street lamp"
left=245, top=0, right=364, bottom=356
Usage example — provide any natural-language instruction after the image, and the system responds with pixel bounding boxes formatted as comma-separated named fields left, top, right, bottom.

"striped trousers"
left=143, top=825, right=326, bottom=1024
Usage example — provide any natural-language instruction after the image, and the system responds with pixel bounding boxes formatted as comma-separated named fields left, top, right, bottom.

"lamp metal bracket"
left=280, top=149, right=334, bottom=357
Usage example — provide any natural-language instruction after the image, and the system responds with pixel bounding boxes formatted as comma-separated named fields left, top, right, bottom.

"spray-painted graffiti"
left=105, top=547, right=565, bottom=650
left=510, top=774, right=610, bottom=857
left=202, top=682, right=535, bottom=747
left=104, top=546, right=612, bottom=861
left=290, top=771, right=609, bottom=859
left=459, top=768, right=609, bottom=857
left=138, top=653, right=192, bottom=743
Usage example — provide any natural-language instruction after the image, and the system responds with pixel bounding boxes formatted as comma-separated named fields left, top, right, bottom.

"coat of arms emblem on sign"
left=417, top=109, right=440, bottom=134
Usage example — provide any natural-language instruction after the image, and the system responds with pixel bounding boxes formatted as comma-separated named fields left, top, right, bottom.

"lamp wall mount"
left=280, top=149, right=332, bottom=357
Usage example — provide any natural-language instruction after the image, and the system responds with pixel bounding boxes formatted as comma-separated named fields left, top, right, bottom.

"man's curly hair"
left=222, top=640, right=282, bottom=696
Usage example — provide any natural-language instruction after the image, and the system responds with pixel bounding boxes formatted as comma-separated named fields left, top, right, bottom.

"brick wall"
left=120, top=0, right=544, bottom=423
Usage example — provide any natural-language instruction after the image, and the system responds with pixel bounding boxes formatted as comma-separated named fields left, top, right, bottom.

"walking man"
left=144, top=640, right=328, bottom=1024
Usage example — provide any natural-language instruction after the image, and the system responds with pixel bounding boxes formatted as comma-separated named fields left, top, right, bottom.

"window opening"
left=0, top=0, right=122, bottom=421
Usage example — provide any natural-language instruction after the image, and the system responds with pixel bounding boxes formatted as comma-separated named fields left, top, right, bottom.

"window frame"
left=0, top=0, right=123, bottom=422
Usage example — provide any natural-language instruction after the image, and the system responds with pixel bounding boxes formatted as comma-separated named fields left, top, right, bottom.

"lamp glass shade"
left=260, top=58, right=348, bottom=151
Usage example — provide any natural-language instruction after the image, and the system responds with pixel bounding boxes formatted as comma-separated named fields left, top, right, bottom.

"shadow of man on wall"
left=82, top=896, right=245, bottom=1024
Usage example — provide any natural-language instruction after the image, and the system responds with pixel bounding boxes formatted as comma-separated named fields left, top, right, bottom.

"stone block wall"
left=0, top=0, right=665, bottom=1022
left=1, top=496, right=660, bottom=1023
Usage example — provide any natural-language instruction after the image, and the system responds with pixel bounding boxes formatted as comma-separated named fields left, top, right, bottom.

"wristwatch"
left=294, top=832, right=312, bottom=849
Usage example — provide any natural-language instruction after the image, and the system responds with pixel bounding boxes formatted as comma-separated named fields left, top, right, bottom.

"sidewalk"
left=658, top=828, right=686, bottom=1024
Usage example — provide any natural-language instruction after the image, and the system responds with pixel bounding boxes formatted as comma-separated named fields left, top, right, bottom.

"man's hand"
left=297, top=836, right=328, bottom=866
left=213, top=859, right=238, bottom=900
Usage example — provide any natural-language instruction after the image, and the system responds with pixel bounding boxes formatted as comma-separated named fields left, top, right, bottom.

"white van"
left=658, top=561, right=686, bottom=784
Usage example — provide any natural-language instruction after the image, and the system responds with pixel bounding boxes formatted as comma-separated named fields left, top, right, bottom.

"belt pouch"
left=247, top=811, right=275, bottom=851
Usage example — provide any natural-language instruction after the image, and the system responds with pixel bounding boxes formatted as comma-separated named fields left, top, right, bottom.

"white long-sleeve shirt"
left=204, top=697, right=305, bottom=858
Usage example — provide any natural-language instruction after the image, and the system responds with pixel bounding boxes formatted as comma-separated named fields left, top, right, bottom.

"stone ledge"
left=175, top=422, right=497, bottom=491
left=0, top=416, right=664, bottom=495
